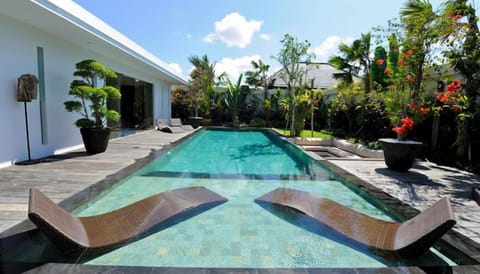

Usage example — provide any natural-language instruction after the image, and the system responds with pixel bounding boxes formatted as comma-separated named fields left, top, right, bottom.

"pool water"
left=76, top=129, right=451, bottom=268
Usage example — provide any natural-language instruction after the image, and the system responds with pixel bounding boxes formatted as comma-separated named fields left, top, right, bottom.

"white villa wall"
left=0, top=14, right=174, bottom=166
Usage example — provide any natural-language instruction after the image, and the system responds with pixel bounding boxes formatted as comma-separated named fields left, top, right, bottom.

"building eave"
left=0, top=0, right=188, bottom=85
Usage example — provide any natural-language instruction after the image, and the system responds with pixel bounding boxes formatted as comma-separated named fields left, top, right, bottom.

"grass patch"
left=275, top=129, right=333, bottom=138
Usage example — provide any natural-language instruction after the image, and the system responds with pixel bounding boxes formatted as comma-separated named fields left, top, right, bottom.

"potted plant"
left=378, top=49, right=426, bottom=171
left=379, top=116, right=423, bottom=172
left=64, top=59, right=121, bottom=154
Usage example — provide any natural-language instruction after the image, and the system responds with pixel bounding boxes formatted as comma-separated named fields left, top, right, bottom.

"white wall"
left=0, top=14, right=172, bottom=166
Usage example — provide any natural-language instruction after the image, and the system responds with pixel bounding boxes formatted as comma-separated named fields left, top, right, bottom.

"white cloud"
left=166, top=63, right=184, bottom=77
left=203, top=12, right=263, bottom=48
left=259, top=33, right=271, bottom=41
left=310, top=36, right=355, bottom=61
left=216, top=55, right=262, bottom=82
left=202, top=33, right=215, bottom=43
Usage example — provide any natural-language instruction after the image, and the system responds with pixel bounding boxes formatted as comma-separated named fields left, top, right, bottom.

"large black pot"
left=80, top=127, right=111, bottom=154
left=379, top=138, right=423, bottom=172
left=188, top=117, right=203, bottom=129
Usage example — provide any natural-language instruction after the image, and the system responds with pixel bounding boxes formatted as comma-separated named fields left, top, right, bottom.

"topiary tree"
left=64, top=59, right=121, bottom=128
left=371, top=46, right=388, bottom=89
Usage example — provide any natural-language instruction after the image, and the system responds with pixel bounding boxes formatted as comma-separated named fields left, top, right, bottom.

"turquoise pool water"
left=76, top=128, right=450, bottom=268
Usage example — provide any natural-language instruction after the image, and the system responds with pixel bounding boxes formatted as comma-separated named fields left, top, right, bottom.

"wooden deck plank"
left=0, top=129, right=195, bottom=236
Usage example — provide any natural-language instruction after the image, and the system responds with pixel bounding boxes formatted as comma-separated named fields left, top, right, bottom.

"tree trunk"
left=414, top=55, right=425, bottom=95
left=311, top=110, right=314, bottom=137
left=431, top=116, right=439, bottom=150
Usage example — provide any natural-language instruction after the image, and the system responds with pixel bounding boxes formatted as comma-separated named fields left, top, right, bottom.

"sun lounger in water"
left=28, top=187, right=227, bottom=255
left=255, top=188, right=456, bottom=257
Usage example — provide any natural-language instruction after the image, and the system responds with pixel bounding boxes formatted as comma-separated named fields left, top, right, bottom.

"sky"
left=73, top=0, right=448, bottom=82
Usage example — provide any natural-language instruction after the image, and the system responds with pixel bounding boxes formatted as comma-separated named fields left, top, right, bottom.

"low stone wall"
left=295, top=137, right=384, bottom=159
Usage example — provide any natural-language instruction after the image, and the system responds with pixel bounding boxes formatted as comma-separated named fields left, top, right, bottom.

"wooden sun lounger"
left=28, top=187, right=227, bottom=255
left=156, top=119, right=184, bottom=133
left=255, top=188, right=456, bottom=257
left=170, top=118, right=194, bottom=131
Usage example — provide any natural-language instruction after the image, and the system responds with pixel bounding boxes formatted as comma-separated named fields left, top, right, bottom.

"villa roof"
left=0, top=0, right=187, bottom=85
left=268, top=62, right=360, bottom=89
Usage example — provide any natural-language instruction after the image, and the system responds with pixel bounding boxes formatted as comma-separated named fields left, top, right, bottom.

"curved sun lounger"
left=170, top=118, right=194, bottom=131
left=255, top=188, right=456, bottom=257
left=156, top=119, right=184, bottom=133
left=28, top=187, right=227, bottom=255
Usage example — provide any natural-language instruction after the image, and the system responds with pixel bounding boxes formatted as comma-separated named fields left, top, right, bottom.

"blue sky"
left=73, top=0, right=446, bottom=81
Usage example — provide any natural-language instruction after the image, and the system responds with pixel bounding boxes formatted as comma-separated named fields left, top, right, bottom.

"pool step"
left=142, top=171, right=319, bottom=181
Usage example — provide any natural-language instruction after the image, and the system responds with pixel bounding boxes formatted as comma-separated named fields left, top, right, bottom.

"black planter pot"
left=80, top=127, right=111, bottom=154
left=379, top=138, right=423, bottom=172
left=188, top=117, right=203, bottom=129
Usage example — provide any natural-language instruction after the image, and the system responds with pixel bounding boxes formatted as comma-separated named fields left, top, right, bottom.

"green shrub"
left=201, top=118, right=212, bottom=126
left=250, top=118, right=266, bottom=127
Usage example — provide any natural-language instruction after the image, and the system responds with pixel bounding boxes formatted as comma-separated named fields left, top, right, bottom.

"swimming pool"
left=68, top=128, right=452, bottom=268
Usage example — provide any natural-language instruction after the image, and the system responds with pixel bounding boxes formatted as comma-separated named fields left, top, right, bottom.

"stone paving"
left=330, top=158, right=480, bottom=246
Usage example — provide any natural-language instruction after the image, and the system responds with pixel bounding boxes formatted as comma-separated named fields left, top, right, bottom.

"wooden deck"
left=0, top=129, right=194, bottom=235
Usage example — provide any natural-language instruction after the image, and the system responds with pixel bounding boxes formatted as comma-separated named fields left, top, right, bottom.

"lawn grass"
left=275, top=128, right=333, bottom=138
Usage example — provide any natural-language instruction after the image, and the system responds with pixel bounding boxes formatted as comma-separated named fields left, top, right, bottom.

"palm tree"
left=329, top=33, right=372, bottom=92
left=400, top=0, right=436, bottom=95
left=306, top=88, right=323, bottom=137
left=245, top=59, right=270, bottom=100
left=358, top=33, right=372, bottom=93
left=188, top=54, right=216, bottom=117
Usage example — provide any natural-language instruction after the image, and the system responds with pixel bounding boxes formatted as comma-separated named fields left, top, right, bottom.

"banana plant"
left=223, top=74, right=246, bottom=128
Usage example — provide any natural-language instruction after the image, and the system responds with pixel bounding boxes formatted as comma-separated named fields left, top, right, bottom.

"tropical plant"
left=400, top=0, right=438, bottom=95
left=329, top=82, right=366, bottom=135
left=440, top=0, right=480, bottom=159
left=273, top=33, right=315, bottom=136
left=306, top=88, right=323, bottom=137
left=223, top=74, right=247, bottom=128
left=188, top=54, right=216, bottom=117
left=64, top=59, right=121, bottom=128
left=245, top=59, right=270, bottom=100
left=329, top=33, right=372, bottom=92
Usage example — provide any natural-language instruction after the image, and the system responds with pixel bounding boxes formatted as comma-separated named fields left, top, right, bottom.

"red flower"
left=402, top=117, right=414, bottom=130
left=419, top=107, right=430, bottom=115
left=392, top=116, right=414, bottom=137
left=446, top=79, right=462, bottom=94
left=405, top=74, right=414, bottom=83
left=406, top=49, right=413, bottom=56
left=389, top=84, right=397, bottom=91
left=384, top=67, right=392, bottom=74
left=409, top=102, right=417, bottom=110
left=452, top=14, right=463, bottom=21
left=397, top=59, right=408, bottom=67
left=376, top=59, right=384, bottom=65
left=392, top=126, right=407, bottom=135
left=436, top=92, right=448, bottom=103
